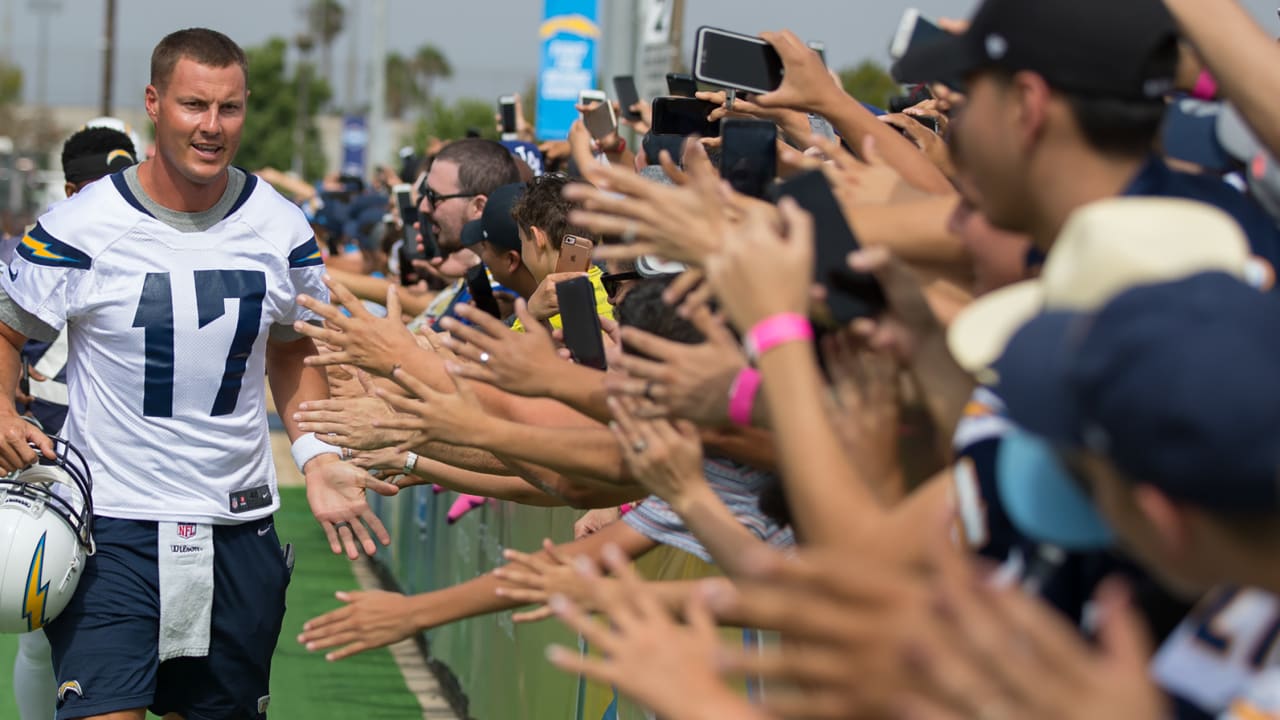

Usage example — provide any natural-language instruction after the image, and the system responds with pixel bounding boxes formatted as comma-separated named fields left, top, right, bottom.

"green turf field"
left=0, top=487, right=422, bottom=719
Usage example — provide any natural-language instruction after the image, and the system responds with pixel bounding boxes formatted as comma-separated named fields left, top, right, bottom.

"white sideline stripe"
left=349, top=557, right=461, bottom=720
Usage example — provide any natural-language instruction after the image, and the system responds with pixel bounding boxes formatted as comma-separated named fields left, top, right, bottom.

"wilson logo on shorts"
left=177, top=523, right=197, bottom=539
left=57, top=680, right=83, bottom=702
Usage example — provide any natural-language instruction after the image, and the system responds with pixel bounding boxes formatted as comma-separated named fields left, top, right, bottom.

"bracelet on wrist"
left=743, top=312, right=813, bottom=362
left=403, top=451, right=419, bottom=475
left=727, top=367, right=762, bottom=427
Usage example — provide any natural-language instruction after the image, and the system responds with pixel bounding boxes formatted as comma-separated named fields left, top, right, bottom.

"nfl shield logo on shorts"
left=177, top=523, right=197, bottom=539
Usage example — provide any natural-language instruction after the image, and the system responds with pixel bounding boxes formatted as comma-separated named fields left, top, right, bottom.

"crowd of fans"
left=11, top=0, right=1280, bottom=717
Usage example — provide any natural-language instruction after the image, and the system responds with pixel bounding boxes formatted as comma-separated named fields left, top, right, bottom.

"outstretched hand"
left=304, top=457, right=398, bottom=559
left=372, top=366, right=490, bottom=450
left=295, top=278, right=421, bottom=376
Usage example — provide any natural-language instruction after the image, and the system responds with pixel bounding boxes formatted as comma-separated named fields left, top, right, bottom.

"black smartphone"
left=720, top=118, right=777, bottom=199
left=771, top=170, right=887, bottom=323
left=890, top=8, right=947, bottom=63
left=465, top=264, right=502, bottom=318
left=666, top=72, right=698, bottom=98
left=650, top=97, right=721, bottom=138
left=393, top=184, right=424, bottom=286
left=556, top=276, right=607, bottom=370
left=498, top=95, right=518, bottom=135
left=613, top=75, right=643, bottom=121
left=692, top=27, right=784, bottom=95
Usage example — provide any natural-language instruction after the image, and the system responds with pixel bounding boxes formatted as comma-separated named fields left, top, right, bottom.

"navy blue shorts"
left=44, top=516, right=292, bottom=720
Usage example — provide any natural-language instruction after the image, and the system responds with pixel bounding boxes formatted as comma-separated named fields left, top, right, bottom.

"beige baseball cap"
left=947, top=197, right=1252, bottom=376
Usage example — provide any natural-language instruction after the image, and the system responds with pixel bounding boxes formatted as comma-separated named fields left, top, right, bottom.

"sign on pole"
left=536, top=0, right=601, bottom=141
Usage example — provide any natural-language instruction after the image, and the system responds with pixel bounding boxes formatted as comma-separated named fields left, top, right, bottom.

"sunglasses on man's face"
left=423, top=186, right=477, bottom=207
left=602, top=271, right=641, bottom=297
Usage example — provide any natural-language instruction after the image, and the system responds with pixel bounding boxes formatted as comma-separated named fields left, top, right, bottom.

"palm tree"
left=384, top=52, right=415, bottom=119
left=307, top=0, right=345, bottom=92
left=412, top=45, right=453, bottom=119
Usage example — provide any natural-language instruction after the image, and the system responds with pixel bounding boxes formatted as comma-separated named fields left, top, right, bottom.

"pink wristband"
left=727, top=367, right=762, bottom=427
left=744, top=313, right=813, bottom=361
left=1192, top=70, right=1218, bottom=100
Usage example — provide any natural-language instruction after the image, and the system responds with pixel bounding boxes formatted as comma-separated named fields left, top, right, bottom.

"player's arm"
left=0, top=291, right=56, bottom=469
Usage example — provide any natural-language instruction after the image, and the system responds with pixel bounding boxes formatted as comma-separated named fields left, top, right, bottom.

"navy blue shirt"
left=1124, top=156, right=1280, bottom=269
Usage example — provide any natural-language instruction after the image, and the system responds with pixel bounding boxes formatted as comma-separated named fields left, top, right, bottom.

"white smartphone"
left=498, top=95, right=518, bottom=138
left=578, top=89, right=607, bottom=106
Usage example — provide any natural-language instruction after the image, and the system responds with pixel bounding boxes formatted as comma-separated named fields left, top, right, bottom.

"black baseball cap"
left=462, top=182, right=525, bottom=253
left=892, top=0, right=1179, bottom=100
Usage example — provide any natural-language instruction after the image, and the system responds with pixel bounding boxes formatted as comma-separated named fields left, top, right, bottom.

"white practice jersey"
left=0, top=170, right=326, bottom=524
left=1153, top=586, right=1280, bottom=717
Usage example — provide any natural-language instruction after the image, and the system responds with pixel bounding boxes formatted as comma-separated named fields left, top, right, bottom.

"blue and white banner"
left=536, top=0, right=600, bottom=141
left=340, top=115, right=368, bottom=178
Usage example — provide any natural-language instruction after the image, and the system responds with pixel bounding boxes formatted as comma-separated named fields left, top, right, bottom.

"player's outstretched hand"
left=299, top=589, right=419, bottom=661
left=305, top=457, right=398, bottom=559
left=0, top=410, right=54, bottom=472
left=295, top=277, right=421, bottom=376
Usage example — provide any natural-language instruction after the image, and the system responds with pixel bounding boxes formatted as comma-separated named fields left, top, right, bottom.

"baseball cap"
left=947, top=197, right=1252, bottom=377
left=462, top=182, right=525, bottom=253
left=992, top=272, right=1280, bottom=548
left=892, top=0, right=1178, bottom=100
left=1161, top=98, right=1234, bottom=171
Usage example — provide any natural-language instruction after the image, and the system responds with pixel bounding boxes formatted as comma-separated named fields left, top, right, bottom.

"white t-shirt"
left=1, top=168, right=326, bottom=524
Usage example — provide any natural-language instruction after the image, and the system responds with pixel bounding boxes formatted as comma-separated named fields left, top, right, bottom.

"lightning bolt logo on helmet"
left=23, top=531, right=50, bottom=631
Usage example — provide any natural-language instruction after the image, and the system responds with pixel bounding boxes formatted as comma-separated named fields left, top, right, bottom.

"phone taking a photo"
left=771, top=170, right=887, bottom=324
left=613, top=75, right=643, bottom=121
left=498, top=95, right=518, bottom=137
left=556, top=276, right=608, bottom=370
left=650, top=97, right=721, bottom=138
left=666, top=73, right=698, bottom=98
left=555, top=235, right=595, bottom=274
left=393, top=184, right=424, bottom=286
left=583, top=102, right=618, bottom=142
left=720, top=118, right=777, bottom=199
left=890, top=8, right=947, bottom=63
left=693, top=27, right=784, bottom=96
left=465, top=264, right=503, bottom=318
left=578, top=89, right=608, bottom=107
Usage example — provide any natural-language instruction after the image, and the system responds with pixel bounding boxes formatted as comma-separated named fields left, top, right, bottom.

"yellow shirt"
left=511, top=264, right=613, bottom=333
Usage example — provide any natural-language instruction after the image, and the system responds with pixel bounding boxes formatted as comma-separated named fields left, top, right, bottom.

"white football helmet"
left=0, top=437, right=94, bottom=633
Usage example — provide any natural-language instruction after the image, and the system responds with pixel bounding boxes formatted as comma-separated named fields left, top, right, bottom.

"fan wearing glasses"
left=410, top=138, right=522, bottom=329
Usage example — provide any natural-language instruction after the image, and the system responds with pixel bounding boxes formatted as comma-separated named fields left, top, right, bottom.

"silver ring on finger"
left=340, top=446, right=351, bottom=460
left=333, top=521, right=352, bottom=531
left=726, top=90, right=736, bottom=111
left=643, top=381, right=657, bottom=401
left=622, top=222, right=637, bottom=244
left=479, top=351, right=491, bottom=365
left=632, top=439, right=647, bottom=453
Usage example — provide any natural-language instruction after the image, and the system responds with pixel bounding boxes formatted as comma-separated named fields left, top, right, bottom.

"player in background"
left=0, top=28, right=397, bottom=720
left=7, top=123, right=137, bottom=720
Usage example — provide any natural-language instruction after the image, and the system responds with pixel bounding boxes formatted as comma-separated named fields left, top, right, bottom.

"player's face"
left=146, top=57, right=247, bottom=187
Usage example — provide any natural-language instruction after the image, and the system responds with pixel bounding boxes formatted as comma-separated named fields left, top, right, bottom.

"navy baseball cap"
left=992, top=272, right=1280, bottom=548
left=463, top=182, right=524, bottom=253
left=893, top=0, right=1178, bottom=100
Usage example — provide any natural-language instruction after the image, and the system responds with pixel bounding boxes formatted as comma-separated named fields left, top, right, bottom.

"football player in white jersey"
left=0, top=28, right=397, bottom=720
